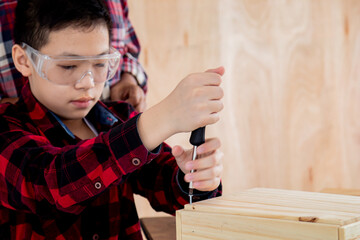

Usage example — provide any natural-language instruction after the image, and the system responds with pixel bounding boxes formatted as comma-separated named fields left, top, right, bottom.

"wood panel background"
left=127, top=0, right=360, bottom=217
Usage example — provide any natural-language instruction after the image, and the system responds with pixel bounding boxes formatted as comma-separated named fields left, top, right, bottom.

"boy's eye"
left=59, top=65, right=76, bottom=70
left=94, top=60, right=108, bottom=68
left=94, top=63, right=106, bottom=68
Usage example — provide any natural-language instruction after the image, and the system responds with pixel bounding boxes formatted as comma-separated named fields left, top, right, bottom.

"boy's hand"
left=110, top=72, right=146, bottom=112
left=172, top=138, right=223, bottom=192
left=137, top=66, right=224, bottom=151
left=165, top=66, right=225, bottom=133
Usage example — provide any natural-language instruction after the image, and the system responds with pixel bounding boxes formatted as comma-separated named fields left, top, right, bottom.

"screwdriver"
left=189, top=126, right=206, bottom=204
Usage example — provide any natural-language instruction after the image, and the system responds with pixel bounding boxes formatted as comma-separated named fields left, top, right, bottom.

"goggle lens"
left=23, top=43, right=121, bottom=85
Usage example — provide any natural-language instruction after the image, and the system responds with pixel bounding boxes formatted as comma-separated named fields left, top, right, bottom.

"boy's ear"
left=12, top=44, right=32, bottom=77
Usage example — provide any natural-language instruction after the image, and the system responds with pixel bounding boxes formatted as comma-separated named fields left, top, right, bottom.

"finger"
left=127, top=89, right=145, bottom=111
left=185, top=164, right=223, bottom=183
left=202, top=73, right=222, bottom=86
left=186, top=149, right=223, bottom=171
left=127, top=87, right=143, bottom=106
left=110, top=88, right=124, bottom=101
left=188, top=71, right=222, bottom=87
left=205, top=66, right=225, bottom=76
left=193, top=98, right=223, bottom=115
left=172, top=145, right=185, bottom=160
left=205, top=86, right=224, bottom=100
left=195, top=86, right=223, bottom=101
left=197, top=138, right=221, bottom=155
left=206, top=100, right=224, bottom=115
left=197, top=112, right=220, bottom=127
left=126, top=99, right=138, bottom=110
left=192, top=178, right=221, bottom=191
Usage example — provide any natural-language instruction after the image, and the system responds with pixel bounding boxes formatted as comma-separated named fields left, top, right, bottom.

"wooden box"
left=176, top=188, right=360, bottom=240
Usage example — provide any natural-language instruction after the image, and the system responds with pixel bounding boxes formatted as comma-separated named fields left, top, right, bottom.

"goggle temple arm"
left=22, top=43, right=45, bottom=78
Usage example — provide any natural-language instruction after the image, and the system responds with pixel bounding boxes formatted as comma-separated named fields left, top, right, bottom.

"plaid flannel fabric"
left=0, top=83, right=221, bottom=239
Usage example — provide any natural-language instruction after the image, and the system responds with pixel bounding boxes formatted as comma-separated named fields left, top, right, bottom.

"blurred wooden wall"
left=128, top=0, right=360, bottom=217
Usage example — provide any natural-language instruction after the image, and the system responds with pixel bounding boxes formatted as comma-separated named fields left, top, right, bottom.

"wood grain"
left=178, top=211, right=339, bottom=240
left=177, top=188, right=360, bottom=239
left=127, top=0, right=360, bottom=218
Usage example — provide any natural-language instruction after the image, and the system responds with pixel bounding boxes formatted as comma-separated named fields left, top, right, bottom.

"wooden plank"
left=321, top=189, right=360, bottom=197
left=177, top=210, right=339, bottom=240
left=188, top=189, right=360, bottom=212
left=184, top=189, right=360, bottom=226
left=176, top=211, right=182, bottom=240
left=140, top=217, right=176, bottom=240
left=339, top=221, right=360, bottom=240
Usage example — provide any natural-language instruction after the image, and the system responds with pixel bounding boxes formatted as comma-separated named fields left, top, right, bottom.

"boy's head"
left=12, top=0, right=120, bottom=121
left=14, top=0, right=112, bottom=50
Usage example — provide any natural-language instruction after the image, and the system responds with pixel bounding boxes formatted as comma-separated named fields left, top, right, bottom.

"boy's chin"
left=56, top=108, right=92, bottom=121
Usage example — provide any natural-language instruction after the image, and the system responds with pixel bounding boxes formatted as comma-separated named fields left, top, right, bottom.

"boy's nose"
left=75, top=71, right=95, bottom=89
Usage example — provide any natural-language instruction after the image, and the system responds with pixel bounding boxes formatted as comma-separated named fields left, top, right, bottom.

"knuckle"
left=187, top=73, right=201, bottom=85
left=217, top=165, right=223, bottom=176
left=192, top=88, right=201, bottom=97
left=211, top=156, right=218, bottom=165
left=219, top=88, right=224, bottom=98
left=219, top=101, right=224, bottom=111
left=211, top=114, right=220, bottom=124
left=197, top=116, right=208, bottom=128
left=211, top=74, right=221, bottom=85
left=211, top=168, right=217, bottom=177
left=210, top=179, right=218, bottom=187
left=215, top=87, right=224, bottom=99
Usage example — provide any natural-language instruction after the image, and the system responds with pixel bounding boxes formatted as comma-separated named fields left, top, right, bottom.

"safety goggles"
left=22, top=43, right=121, bottom=86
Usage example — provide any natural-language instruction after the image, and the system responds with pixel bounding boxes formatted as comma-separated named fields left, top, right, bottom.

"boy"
left=0, top=0, right=224, bottom=239
left=0, top=0, right=147, bottom=111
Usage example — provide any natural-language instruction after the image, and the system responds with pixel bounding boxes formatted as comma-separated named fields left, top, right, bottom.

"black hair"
left=14, top=0, right=112, bottom=50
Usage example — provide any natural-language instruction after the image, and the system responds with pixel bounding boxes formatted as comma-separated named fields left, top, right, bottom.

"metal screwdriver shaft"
left=189, top=127, right=205, bottom=204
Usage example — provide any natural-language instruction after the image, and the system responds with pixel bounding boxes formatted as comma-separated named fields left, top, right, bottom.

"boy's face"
left=27, top=24, right=110, bottom=120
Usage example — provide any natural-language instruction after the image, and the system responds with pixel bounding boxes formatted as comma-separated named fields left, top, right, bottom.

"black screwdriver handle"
left=190, top=127, right=206, bottom=146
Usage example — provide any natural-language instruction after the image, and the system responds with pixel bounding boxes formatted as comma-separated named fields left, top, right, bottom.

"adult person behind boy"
left=0, top=0, right=147, bottom=111
left=0, top=0, right=224, bottom=239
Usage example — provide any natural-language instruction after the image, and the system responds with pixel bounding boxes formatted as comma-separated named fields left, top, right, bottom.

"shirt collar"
left=21, top=82, right=118, bottom=139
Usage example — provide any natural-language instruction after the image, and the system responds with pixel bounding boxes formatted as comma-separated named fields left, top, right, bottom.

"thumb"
left=205, top=66, right=225, bottom=76
left=172, top=145, right=186, bottom=161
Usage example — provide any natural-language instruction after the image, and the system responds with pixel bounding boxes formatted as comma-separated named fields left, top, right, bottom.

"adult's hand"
left=0, top=97, right=19, bottom=104
left=110, top=72, right=146, bottom=112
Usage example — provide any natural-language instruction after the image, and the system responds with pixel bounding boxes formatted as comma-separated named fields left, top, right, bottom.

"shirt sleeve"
left=0, top=114, right=160, bottom=215
left=107, top=0, right=148, bottom=92
left=127, top=143, right=222, bottom=215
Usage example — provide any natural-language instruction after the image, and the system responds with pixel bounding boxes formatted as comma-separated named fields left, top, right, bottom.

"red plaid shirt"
left=0, top=0, right=147, bottom=100
left=0, top=83, right=222, bottom=239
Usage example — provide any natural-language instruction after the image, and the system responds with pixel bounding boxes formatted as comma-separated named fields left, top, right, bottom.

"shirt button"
left=92, top=234, right=99, bottom=240
left=132, top=158, right=141, bottom=166
left=94, top=182, right=102, bottom=190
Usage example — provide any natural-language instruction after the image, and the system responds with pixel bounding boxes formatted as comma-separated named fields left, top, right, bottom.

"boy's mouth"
left=70, top=97, right=94, bottom=108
